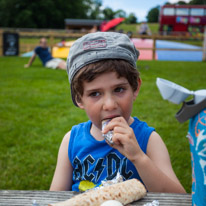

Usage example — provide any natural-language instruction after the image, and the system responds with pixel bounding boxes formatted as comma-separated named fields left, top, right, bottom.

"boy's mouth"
left=102, top=115, right=121, bottom=121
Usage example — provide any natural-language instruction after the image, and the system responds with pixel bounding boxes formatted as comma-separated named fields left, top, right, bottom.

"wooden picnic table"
left=0, top=190, right=191, bottom=206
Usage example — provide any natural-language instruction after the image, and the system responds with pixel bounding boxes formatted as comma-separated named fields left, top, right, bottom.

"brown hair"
left=72, top=59, right=140, bottom=103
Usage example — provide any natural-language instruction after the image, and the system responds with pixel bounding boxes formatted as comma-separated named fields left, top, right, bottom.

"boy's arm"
left=24, top=53, right=37, bottom=68
left=133, top=131, right=186, bottom=193
left=50, top=131, right=73, bottom=191
left=103, top=117, right=186, bottom=193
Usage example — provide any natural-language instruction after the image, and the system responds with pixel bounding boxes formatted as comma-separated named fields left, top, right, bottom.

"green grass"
left=0, top=57, right=206, bottom=192
left=116, top=23, right=159, bottom=34
left=148, top=23, right=160, bottom=34
left=170, top=39, right=203, bottom=47
left=116, top=23, right=139, bottom=33
left=20, top=38, right=76, bottom=45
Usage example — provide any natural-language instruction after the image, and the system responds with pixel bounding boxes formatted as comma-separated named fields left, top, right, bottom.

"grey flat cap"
left=66, top=32, right=139, bottom=106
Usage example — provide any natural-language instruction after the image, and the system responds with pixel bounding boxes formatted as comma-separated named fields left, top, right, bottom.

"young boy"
left=50, top=32, right=186, bottom=193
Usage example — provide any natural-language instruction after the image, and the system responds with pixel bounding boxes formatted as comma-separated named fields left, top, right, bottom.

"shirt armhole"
left=143, top=128, right=155, bottom=154
left=68, top=128, right=75, bottom=165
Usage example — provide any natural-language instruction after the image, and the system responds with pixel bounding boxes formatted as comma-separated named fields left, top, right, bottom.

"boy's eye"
left=114, top=87, right=125, bottom=93
left=89, top=92, right=100, bottom=97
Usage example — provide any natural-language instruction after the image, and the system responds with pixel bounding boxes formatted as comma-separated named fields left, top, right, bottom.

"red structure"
left=159, top=5, right=206, bottom=34
left=101, top=18, right=125, bottom=32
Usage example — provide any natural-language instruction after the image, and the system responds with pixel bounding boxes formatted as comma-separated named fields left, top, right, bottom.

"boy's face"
left=77, top=72, right=141, bottom=130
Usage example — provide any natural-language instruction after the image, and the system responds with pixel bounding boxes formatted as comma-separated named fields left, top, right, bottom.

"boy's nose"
left=102, top=96, right=118, bottom=111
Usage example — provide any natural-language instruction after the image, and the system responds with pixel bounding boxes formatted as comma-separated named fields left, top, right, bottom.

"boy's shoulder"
left=62, top=131, right=71, bottom=144
left=132, top=117, right=155, bottom=147
left=68, top=120, right=92, bottom=138
left=71, top=120, right=91, bottom=130
left=132, top=117, right=153, bottom=129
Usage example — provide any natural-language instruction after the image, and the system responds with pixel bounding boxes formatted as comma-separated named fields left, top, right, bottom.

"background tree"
left=177, top=1, right=187, bottom=4
left=125, top=13, right=137, bottom=24
left=114, top=9, right=127, bottom=18
left=164, top=2, right=172, bottom=5
left=0, top=0, right=100, bottom=28
left=87, top=0, right=102, bottom=19
left=102, top=7, right=116, bottom=20
left=146, top=6, right=160, bottom=23
left=189, top=0, right=206, bottom=4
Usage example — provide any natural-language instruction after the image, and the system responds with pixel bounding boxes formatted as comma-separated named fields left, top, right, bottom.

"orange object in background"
left=52, top=41, right=75, bottom=58
left=52, top=47, right=70, bottom=58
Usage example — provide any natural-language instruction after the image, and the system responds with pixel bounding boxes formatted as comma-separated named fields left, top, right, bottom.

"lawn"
left=0, top=56, right=206, bottom=192
left=116, top=23, right=159, bottom=34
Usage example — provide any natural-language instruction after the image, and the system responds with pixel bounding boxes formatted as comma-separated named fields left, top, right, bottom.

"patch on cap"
left=83, top=39, right=107, bottom=50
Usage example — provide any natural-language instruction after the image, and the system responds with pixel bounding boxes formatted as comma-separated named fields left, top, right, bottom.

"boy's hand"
left=102, top=117, right=144, bottom=162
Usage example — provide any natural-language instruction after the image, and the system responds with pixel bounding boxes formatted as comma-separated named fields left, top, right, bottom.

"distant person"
left=89, top=25, right=98, bottom=33
left=24, top=38, right=66, bottom=70
left=57, top=38, right=66, bottom=47
left=118, top=29, right=124, bottom=33
left=127, top=31, right=133, bottom=38
left=139, top=22, right=151, bottom=35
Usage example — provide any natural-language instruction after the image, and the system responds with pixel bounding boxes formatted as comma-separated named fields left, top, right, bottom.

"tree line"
left=0, top=0, right=205, bottom=28
left=0, top=0, right=137, bottom=29
left=147, top=0, right=206, bottom=23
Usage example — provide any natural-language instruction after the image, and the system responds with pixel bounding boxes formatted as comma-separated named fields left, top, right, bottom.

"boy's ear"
left=133, top=78, right=142, bottom=100
left=76, top=98, right=84, bottom=109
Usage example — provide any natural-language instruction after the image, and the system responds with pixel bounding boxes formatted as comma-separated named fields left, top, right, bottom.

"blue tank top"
left=187, top=109, right=206, bottom=206
left=68, top=117, right=155, bottom=191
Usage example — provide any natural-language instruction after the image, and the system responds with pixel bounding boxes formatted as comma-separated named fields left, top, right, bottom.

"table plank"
left=0, top=190, right=191, bottom=206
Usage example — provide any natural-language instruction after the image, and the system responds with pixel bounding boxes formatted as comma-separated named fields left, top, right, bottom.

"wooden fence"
left=0, top=27, right=206, bottom=61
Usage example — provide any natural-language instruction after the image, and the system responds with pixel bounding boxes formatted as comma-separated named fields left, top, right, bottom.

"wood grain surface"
left=0, top=190, right=191, bottom=206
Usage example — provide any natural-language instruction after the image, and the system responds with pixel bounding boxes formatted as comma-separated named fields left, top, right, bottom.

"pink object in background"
left=101, top=18, right=125, bottom=32
left=131, top=38, right=157, bottom=60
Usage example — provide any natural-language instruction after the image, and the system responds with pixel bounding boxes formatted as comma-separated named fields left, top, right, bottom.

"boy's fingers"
left=109, top=143, right=120, bottom=150
left=112, top=133, right=127, bottom=144
left=113, top=126, right=127, bottom=134
left=111, top=116, right=127, bottom=124
left=102, top=118, right=129, bottom=133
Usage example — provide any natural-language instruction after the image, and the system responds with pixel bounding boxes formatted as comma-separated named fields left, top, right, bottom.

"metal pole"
left=203, top=26, right=206, bottom=61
